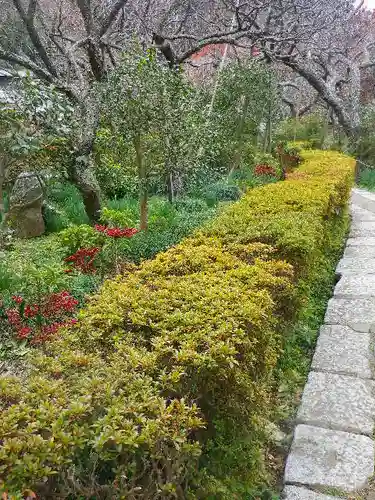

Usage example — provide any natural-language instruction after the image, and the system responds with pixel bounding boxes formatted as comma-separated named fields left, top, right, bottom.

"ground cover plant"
left=0, top=149, right=354, bottom=498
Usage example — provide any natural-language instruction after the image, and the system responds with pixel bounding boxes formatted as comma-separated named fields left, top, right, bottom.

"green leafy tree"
left=104, top=47, right=207, bottom=229
left=211, top=59, right=281, bottom=172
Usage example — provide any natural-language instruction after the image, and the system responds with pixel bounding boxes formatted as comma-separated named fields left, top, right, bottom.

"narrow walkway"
left=283, top=189, right=375, bottom=499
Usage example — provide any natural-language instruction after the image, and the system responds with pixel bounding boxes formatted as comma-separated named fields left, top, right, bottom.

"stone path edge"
left=283, top=189, right=375, bottom=499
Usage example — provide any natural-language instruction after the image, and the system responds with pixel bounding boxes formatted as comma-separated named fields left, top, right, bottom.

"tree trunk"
left=69, top=155, right=101, bottom=223
left=68, top=96, right=102, bottom=223
left=134, top=133, right=148, bottom=231
left=230, top=94, right=250, bottom=174
left=0, top=158, right=5, bottom=222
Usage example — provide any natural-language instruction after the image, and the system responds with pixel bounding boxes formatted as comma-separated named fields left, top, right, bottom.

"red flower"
left=12, top=295, right=24, bottom=304
left=16, top=326, right=32, bottom=339
left=95, top=225, right=138, bottom=238
left=94, top=224, right=108, bottom=233
left=65, top=247, right=100, bottom=274
left=24, top=304, right=39, bottom=318
left=254, top=164, right=277, bottom=177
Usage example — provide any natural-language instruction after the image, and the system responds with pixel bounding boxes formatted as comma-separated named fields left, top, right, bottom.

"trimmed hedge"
left=0, top=150, right=354, bottom=498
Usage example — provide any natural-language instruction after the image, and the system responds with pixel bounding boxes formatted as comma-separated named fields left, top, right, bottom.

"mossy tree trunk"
left=134, top=133, right=148, bottom=231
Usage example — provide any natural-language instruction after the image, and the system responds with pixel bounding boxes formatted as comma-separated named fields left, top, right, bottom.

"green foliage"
left=356, top=105, right=375, bottom=166
left=58, top=224, right=105, bottom=256
left=100, top=206, right=134, bottom=227
left=0, top=150, right=354, bottom=497
left=358, top=167, right=375, bottom=190
left=204, top=181, right=242, bottom=206
left=94, top=127, right=139, bottom=198
left=207, top=60, right=281, bottom=175
left=46, top=181, right=88, bottom=228
left=276, top=113, right=327, bottom=148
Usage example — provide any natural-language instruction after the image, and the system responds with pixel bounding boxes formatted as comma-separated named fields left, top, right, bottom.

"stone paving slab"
left=343, top=245, right=375, bottom=258
left=352, top=189, right=375, bottom=213
left=312, top=325, right=372, bottom=378
left=297, top=372, right=375, bottom=435
left=350, top=212, right=375, bottom=222
left=325, top=297, right=375, bottom=331
left=284, top=425, right=374, bottom=492
left=350, top=206, right=375, bottom=221
left=336, top=257, right=375, bottom=274
left=283, top=486, right=343, bottom=500
left=346, top=237, right=375, bottom=246
left=350, top=221, right=375, bottom=237
left=334, top=274, right=375, bottom=297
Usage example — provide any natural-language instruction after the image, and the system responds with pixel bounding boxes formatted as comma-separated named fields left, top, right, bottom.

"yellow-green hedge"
left=0, top=150, right=354, bottom=497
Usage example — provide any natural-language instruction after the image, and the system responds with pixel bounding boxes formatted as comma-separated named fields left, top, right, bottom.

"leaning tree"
left=149, top=0, right=375, bottom=142
left=0, top=0, right=137, bottom=222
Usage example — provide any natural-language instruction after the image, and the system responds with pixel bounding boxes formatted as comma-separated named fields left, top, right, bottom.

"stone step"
left=335, top=274, right=375, bottom=297
left=350, top=204, right=375, bottom=221
left=343, top=245, right=375, bottom=258
left=283, top=486, right=343, bottom=500
left=350, top=221, right=375, bottom=237
left=297, top=372, right=375, bottom=435
left=312, top=325, right=372, bottom=379
left=352, top=189, right=375, bottom=214
left=346, top=237, right=375, bottom=246
left=336, top=257, right=375, bottom=274
left=284, top=425, right=374, bottom=492
left=325, top=297, right=375, bottom=331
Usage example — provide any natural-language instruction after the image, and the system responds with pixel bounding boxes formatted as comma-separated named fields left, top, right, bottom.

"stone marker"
left=283, top=486, right=343, bottom=500
left=312, top=325, right=372, bottom=378
left=297, top=372, right=375, bottom=435
left=284, top=425, right=374, bottom=492
left=8, top=172, right=45, bottom=238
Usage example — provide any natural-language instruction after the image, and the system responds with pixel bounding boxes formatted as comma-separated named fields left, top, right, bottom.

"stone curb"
left=283, top=191, right=375, bottom=498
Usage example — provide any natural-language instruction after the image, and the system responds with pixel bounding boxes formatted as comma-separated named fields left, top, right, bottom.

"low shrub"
left=204, top=181, right=242, bottom=206
left=0, top=150, right=354, bottom=497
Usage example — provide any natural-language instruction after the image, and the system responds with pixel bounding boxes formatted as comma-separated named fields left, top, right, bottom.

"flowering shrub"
left=1, top=291, right=78, bottom=344
left=254, top=164, right=277, bottom=176
left=94, top=224, right=138, bottom=238
left=64, top=247, right=100, bottom=274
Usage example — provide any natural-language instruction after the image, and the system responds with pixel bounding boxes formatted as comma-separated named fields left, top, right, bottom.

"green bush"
left=358, top=166, right=375, bottom=190
left=0, top=150, right=354, bottom=498
left=276, top=113, right=327, bottom=149
left=58, top=224, right=106, bottom=256
left=204, top=181, right=242, bottom=206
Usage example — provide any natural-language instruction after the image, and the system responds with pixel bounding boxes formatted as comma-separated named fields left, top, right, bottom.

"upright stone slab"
left=284, top=425, right=374, bottom=492
left=312, top=325, right=372, bottom=378
left=297, top=372, right=375, bottom=435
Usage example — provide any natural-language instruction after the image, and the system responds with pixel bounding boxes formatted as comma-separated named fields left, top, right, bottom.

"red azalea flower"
left=12, top=295, right=24, bottom=304
left=65, top=247, right=100, bottom=274
left=254, top=164, right=277, bottom=177
left=16, top=326, right=32, bottom=338
left=95, top=224, right=138, bottom=238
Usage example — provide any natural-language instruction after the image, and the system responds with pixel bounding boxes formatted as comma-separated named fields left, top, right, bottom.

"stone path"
left=283, top=189, right=375, bottom=499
